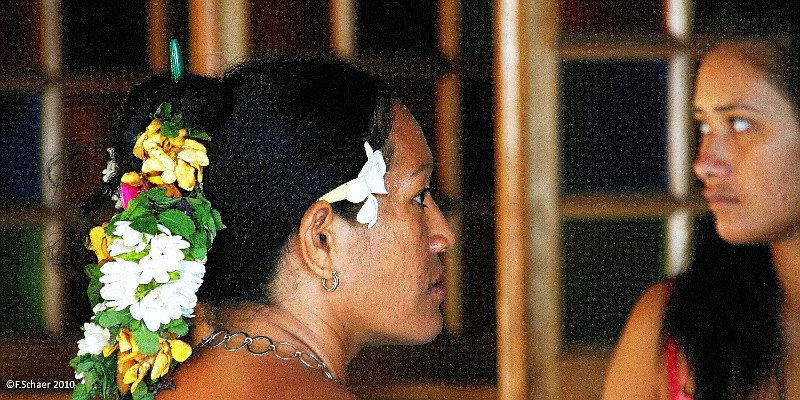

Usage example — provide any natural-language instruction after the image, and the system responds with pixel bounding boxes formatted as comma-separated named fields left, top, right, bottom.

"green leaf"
left=135, top=280, right=159, bottom=301
left=87, top=278, right=102, bottom=307
left=188, top=128, right=211, bottom=141
left=74, top=360, right=95, bottom=374
left=187, top=230, right=208, bottom=260
left=114, top=248, right=149, bottom=262
left=212, top=209, right=225, bottom=230
left=123, top=203, right=151, bottom=221
left=85, top=264, right=102, bottom=279
left=205, top=217, right=217, bottom=238
left=108, top=325, right=122, bottom=340
left=95, top=309, right=133, bottom=328
left=132, top=326, right=160, bottom=356
left=165, top=318, right=189, bottom=337
left=69, top=353, right=91, bottom=368
left=106, top=214, right=124, bottom=236
left=100, top=355, right=118, bottom=399
left=130, top=214, right=158, bottom=235
left=125, top=192, right=152, bottom=213
left=70, top=383, right=90, bottom=400
left=158, top=209, right=195, bottom=237
left=146, top=187, right=179, bottom=207
left=132, top=384, right=155, bottom=400
left=82, top=370, right=98, bottom=395
left=156, top=102, right=171, bottom=119
left=160, top=121, right=180, bottom=138
left=189, top=244, right=207, bottom=260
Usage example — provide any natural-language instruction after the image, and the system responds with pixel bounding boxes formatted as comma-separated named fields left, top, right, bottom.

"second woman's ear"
left=298, top=200, right=337, bottom=280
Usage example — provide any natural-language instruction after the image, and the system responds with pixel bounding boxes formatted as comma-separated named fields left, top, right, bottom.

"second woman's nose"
left=693, top=131, right=732, bottom=182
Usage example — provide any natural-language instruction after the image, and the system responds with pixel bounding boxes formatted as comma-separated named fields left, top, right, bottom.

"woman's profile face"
left=340, top=102, right=455, bottom=345
left=693, top=43, right=800, bottom=245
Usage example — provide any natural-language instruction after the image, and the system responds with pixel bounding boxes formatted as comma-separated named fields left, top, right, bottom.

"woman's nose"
left=427, top=198, right=456, bottom=253
left=693, top=132, right=732, bottom=181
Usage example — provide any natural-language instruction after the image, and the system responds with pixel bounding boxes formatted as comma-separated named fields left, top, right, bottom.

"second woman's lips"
left=704, top=191, right=739, bottom=208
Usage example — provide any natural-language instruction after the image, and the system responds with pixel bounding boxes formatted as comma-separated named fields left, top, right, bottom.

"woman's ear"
left=298, top=200, right=337, bottom=280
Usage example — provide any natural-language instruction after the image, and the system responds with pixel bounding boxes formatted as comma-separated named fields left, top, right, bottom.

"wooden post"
left=330, top=0, right=356, bottom=58
left=522, top=0, right=563, bottom=397
left=495, top=0, right=562, bottom=398
left=148, top=0, right=168, bottom=72
left=219, top=0, right=250, bottom=69
left=494, top=0, right=529, bottom=397
left=189, top=0, right=223, bottom=76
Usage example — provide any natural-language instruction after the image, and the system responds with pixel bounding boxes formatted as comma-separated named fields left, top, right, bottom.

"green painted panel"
left=562, top=218, right=665, bottom=346
left=461, top=0, right=492, bottom=57
left=0, top=226, right=44, bottom=333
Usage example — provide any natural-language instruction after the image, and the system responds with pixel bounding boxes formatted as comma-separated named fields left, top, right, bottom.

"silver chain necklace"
left=197, top=329, right=339, bottom=384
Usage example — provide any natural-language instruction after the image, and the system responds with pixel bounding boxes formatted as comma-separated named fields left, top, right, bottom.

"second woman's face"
left=341, top=102, right=455, bottom=346
left=693, top=43, right=800, bottom=244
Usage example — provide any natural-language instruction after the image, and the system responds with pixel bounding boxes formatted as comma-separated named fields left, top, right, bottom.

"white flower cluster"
left=98, top=221, right=206, bottom=332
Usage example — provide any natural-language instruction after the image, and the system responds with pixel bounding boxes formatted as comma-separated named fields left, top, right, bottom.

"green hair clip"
left=170, top=39, right=184, bottom=82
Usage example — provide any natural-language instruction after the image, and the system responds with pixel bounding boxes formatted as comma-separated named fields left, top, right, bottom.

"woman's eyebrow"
left=692, top=103, right=765, bottom=114
left=411, top=162, right=433, bottom=178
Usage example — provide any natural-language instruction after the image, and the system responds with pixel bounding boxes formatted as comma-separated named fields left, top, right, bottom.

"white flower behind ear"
left=319, top=141, right=388, bottom=228
left=356, top=194, right=380, bottom=228
left=345, top=142, right=387, bottom=228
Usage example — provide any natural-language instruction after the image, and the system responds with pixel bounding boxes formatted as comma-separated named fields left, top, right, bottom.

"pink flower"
left=119, top=182, right=151, bottom=209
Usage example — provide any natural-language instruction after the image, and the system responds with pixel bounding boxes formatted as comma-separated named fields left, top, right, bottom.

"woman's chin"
left=385, top=314, right=444, bottom=346
left=715, top=219, right=770, bottom=245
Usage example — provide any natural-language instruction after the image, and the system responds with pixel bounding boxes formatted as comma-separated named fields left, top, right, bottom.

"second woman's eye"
left=731, top=117, right=752, bottom=133
left=696, top=120, right=711, bottom=136
left=414, top=188, right=430, bottom=208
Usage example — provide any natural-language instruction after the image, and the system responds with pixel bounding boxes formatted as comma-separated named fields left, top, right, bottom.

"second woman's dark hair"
left=663, top=215, right=780, bottom=398
left=663, top=1, right=798, bottom=398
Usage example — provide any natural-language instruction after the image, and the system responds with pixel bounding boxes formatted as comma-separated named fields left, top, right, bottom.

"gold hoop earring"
left=321, top=270, right=339, bottom=292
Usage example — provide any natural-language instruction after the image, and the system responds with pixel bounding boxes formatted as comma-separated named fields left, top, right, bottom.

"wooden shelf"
left=558, top=34, right=697, bottom=60
left=560, top=192, right=706, bottom=218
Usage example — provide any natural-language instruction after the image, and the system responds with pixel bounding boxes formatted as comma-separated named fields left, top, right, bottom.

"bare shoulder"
left=602, top=281, right=671, bottom=400
left=157, top=350, right=360, bottom=400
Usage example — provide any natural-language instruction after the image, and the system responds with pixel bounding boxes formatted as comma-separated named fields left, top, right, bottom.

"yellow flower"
left=132, top=119, right=208, bottom=191
left=108, top=329, right=192, bottom=394
left=120, top=172, right=143, bottom=186
left=87, top=224, right=112, bottom=263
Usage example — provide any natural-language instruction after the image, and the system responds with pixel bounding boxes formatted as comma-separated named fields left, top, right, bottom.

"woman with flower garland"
left=603, top=1, right=800, bottom=399
left=71, top=57, right=455, bottom=400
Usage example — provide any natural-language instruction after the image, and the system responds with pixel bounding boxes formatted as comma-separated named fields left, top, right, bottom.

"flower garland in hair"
left=69, top=102, right=224, bottom=400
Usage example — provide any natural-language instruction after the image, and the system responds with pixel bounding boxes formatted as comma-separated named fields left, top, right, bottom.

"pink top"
left=664, top=280, right=692, bottom=400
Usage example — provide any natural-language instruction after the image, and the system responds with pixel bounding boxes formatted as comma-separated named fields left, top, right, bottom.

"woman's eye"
left=731, top=117, right=752, bottom=133
left=414, top=188, right=430, bottom=208
left=697, top=121, right=711, bottom=135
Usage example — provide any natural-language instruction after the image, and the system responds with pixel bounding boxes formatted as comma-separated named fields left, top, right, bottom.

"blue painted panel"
left=0, top=92, right=41, bottom=204
left=561, top=60, right=669, bottom=193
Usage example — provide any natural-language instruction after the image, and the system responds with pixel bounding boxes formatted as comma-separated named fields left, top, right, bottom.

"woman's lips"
left=704, top=191, right=739, bottom=210
left=431, top=271, right=446, bottom=297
